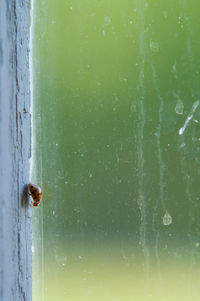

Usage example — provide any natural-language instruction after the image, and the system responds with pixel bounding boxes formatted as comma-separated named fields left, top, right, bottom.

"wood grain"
left=0, top=0, right=32, bottom=300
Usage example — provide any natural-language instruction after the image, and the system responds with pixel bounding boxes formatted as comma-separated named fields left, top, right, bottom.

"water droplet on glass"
left=172, top=63, right=176, bottom=72
left=154, top=131, right=159, bottom=138
left=163, top=211, right=172, bottom=226
left=150, top=40, right=159, bottom=52
left=55, top=254, right=67, bottom=267
left=104, top=16, right=111, bottom=25
left=179, top=127, right=184, bottom=135
left=175, top=99, right=184, bottom=115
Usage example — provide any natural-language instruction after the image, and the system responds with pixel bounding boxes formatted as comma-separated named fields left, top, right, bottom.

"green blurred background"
left=32, top=0, right=200, bottom=300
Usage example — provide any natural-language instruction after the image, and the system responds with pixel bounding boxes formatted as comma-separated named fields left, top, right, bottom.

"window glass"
left=32, top=1, right=200, bottom=300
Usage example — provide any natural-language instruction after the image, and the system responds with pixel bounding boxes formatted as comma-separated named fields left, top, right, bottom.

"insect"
left=28, top=183, right=42, bottom=207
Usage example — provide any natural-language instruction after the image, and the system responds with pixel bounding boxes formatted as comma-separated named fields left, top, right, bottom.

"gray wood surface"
left=0, top=0, right=32, bottom=300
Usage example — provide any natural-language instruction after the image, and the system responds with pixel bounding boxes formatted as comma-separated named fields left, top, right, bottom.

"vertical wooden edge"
left=0, top=0, right=32, bottom=300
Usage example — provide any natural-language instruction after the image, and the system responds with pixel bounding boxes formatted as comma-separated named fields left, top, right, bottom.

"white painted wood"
left=0, top=0, right=32, bottom=300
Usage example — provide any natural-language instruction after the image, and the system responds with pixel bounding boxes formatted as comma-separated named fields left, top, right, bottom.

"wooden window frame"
left=0, top=1, right=32, bottom=300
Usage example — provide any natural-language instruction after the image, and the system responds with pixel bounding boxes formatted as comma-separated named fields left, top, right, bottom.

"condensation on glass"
left=32, top=1, right=200, bottom=301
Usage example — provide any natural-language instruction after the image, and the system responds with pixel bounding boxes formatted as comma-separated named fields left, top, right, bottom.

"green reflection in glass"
left=32, top=0, right=200, bottom=300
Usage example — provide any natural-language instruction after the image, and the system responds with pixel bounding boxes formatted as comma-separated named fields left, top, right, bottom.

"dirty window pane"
left=32, top=1, right=200, bottom=301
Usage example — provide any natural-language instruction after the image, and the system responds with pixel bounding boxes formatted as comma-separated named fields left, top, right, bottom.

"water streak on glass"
left=32, top=0, right=200, bottom=300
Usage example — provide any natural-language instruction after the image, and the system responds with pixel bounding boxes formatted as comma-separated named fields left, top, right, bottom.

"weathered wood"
left=0, top=0, right=32, bottom=300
